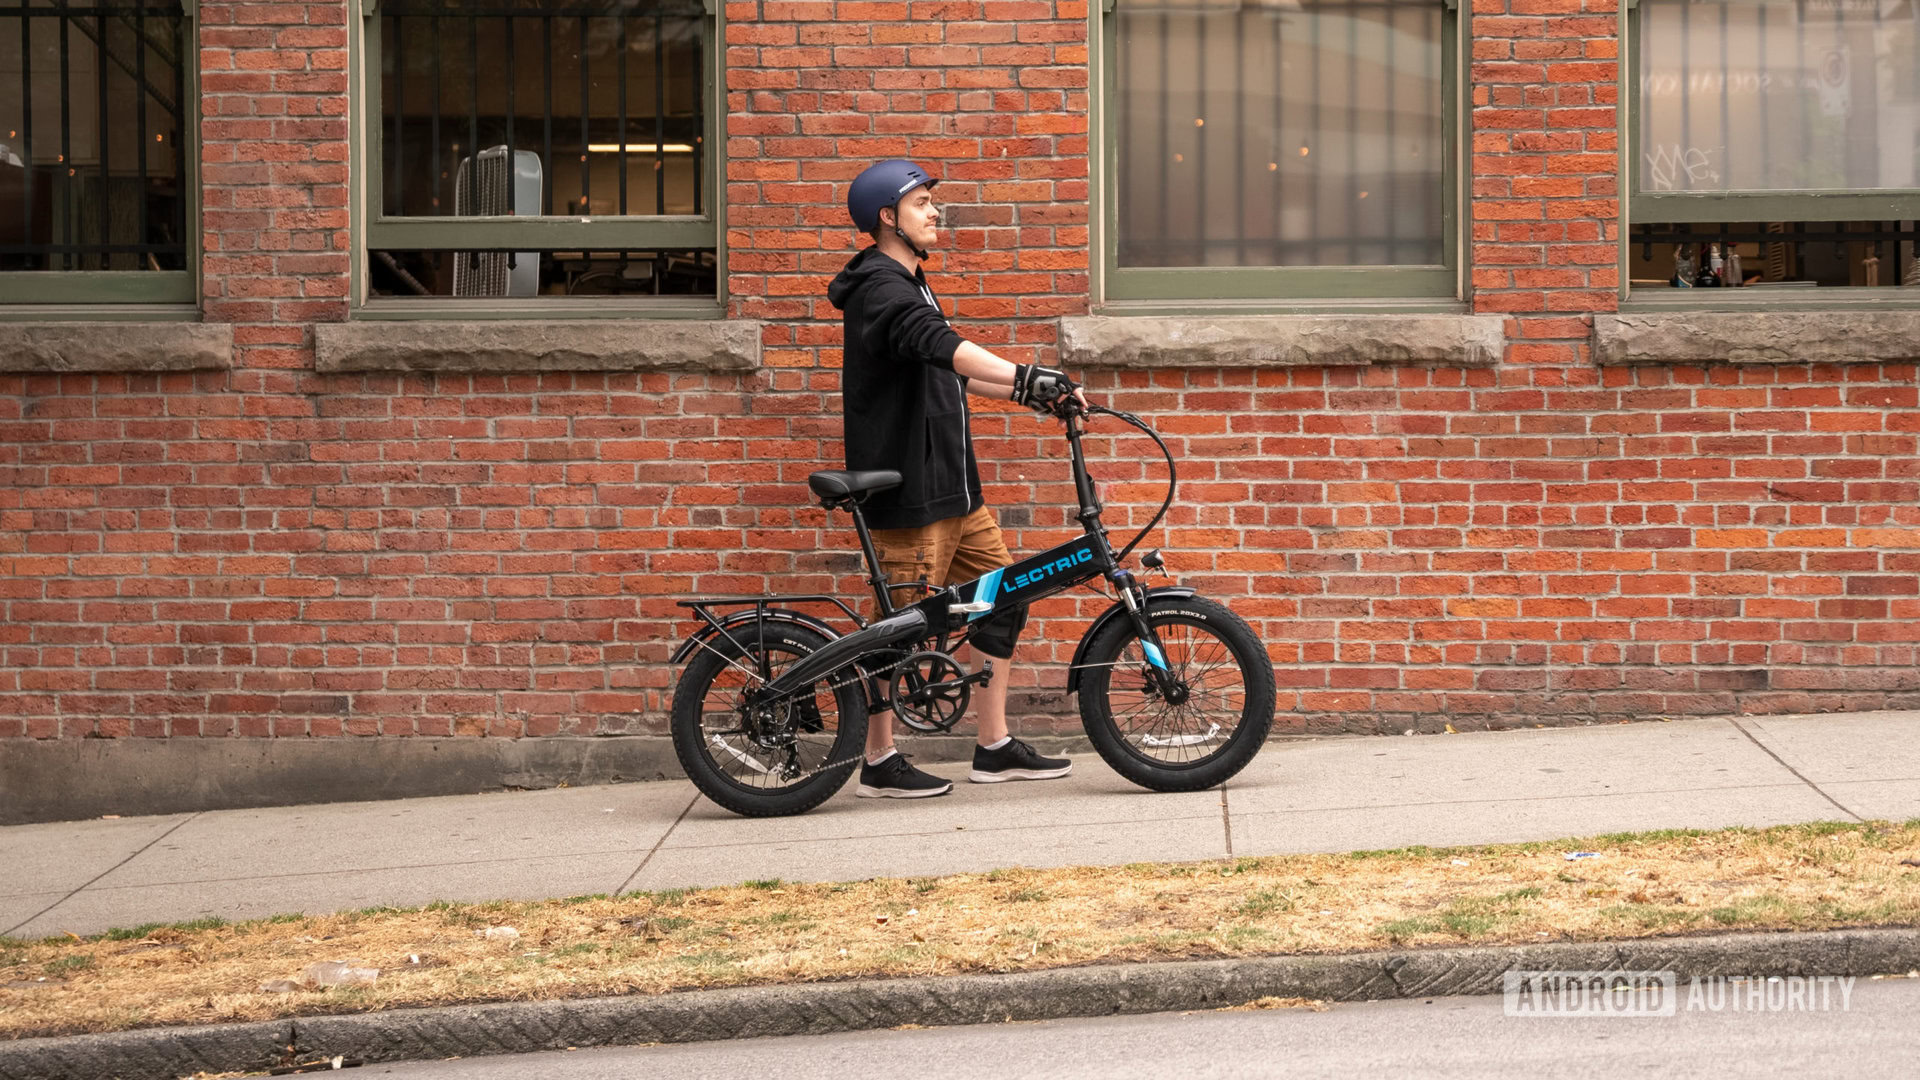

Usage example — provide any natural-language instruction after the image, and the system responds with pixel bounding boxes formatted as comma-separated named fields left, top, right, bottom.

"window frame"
left=1624, top=0, right=1920, bottom=229
left=353, top=0, right=723, bottom=317
left=0, top=0, right=200, bottom=311
left=1092, top=0, right=1463, bottom=306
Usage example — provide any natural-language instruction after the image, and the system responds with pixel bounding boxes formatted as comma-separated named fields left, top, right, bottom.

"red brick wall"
left=3, top=4, right=1918, bottom=744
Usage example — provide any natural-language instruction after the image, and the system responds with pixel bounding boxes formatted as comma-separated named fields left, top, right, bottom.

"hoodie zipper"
left=919, top=280, right=972, bottom=506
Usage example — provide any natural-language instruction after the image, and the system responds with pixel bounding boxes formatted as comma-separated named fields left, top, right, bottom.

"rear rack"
left=677, top=594, right=867, bottom=628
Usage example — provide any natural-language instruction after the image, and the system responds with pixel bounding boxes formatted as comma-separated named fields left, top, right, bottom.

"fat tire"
left=670, top=623, right=868, bottom=817
left=1077, top=596, right=1275, bottom=792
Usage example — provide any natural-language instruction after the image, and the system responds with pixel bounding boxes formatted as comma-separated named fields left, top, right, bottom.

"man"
left=825, top=159, right=1086, bottom=799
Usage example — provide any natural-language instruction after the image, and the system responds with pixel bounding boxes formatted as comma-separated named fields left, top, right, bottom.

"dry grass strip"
left=4, top=820, right=1917, bottom=1041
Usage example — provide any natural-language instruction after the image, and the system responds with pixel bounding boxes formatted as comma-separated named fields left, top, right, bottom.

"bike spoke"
left=1099, top=617, right=1251, bottom=766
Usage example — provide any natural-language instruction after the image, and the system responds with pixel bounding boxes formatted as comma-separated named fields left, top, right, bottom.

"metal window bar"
left=20, top=13, right=32, bottom=267
left=653, top=4, right=664, bottom=215
left=60, top=12, right=71, bottom=269
left=135, top=4, right=146, bottom=263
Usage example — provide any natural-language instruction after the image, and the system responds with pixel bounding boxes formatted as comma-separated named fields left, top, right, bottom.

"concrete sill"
left=0, top=322, right=234, bottom=373
left=1595, top=310, right=1920, bottom=365
left=315, top=319, right=761, bottom=373
left=1058, top=313, right=1505, bottom=368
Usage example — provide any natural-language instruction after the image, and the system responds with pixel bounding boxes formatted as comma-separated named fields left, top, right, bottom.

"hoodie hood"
left=828, top=245, right=914, bottom=310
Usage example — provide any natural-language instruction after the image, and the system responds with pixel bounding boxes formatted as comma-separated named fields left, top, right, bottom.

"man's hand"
left=1012, top=364, right=1084, bottom=417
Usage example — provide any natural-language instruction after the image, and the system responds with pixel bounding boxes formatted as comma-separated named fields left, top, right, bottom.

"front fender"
left=1065, top=586, right=1197, bottom=695
left=670, top=608, right=843, bottom=665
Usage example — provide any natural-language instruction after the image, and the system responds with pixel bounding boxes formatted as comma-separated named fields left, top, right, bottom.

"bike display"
left=667, top=390, right=1277, bottom=817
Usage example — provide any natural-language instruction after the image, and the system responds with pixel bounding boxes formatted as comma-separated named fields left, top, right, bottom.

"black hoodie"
left=826, top=246, right=982, bottom=530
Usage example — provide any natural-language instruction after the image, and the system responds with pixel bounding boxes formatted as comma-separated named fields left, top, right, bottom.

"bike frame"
left=738, top=409, right=1174, bottom=708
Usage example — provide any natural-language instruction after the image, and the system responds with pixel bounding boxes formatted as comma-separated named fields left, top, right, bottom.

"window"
left=1100, top=0, right=1458, bottom=302
left=0, top=0, right=194, bottom=305
left=364, top=0, right=717, bottom=305
left=1628, top=0, right=1920, bottom=293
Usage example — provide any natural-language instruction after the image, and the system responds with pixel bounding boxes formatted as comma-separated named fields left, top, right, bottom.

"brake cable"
left=1083, top=403, right=1176, bottom=567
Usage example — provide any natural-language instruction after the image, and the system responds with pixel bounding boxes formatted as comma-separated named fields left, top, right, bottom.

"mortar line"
left=1729, top=718, right=1864, bottom=823
left=3, top=812, right=202, bottom=938
left=615, top=791, right=699, bottom=896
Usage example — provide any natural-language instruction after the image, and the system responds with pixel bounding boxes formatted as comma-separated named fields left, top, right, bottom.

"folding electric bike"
left=667, top=398, right=1277, bottom=817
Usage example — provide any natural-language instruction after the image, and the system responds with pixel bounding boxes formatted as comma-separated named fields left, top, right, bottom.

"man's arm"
left=951, top=341, right=1087, bottom=410
left=949, top=340, right=1020, bottom=387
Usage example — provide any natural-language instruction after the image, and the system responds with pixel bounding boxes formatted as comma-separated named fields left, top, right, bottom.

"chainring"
left=889, top=650, right=970, bottom=732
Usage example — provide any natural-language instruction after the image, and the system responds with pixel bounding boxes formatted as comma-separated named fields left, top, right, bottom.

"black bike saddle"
left=807, top=469, right=902, bottom=500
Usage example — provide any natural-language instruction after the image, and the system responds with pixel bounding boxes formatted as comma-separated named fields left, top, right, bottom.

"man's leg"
left=853, top=519, right=960, bottom=799
left=946, top=508, right=1070, bottom=783
left=966, top=641, right=1010, bottom=747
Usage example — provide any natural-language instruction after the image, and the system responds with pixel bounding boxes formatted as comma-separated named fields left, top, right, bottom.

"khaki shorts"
left=869, top=505, right=1013, bottom=603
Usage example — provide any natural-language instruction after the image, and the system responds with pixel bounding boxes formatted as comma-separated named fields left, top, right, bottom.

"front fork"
left=1112, top=570, right=1188, bottom=704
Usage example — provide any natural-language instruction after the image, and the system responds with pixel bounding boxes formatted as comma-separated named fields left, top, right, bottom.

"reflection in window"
left=370, top=248, right=716, bottom=297
left=0, top=0, right=190, bottom=273
left=1628, top=221, right=1920, bottom=290
left=1638, top=0, right=1920, bottom=193
left=1114, top=0, right=1445, bottom=268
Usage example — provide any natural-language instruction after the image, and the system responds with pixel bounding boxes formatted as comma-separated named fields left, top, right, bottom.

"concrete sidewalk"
left=4, top=711, right=1915, bottom=940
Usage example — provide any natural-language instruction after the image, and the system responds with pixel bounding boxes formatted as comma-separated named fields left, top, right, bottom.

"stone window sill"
left=314, top=320, right=761, bottom=373
left=1594, top=311, right=1920, bottom=366
left=0, top=322, right=234, bottom=373
left=1058, top=313, right=1505, bottom=368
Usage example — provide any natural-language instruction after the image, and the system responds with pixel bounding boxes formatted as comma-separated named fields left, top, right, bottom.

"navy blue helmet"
left=847, top=160, right=937, bottom=233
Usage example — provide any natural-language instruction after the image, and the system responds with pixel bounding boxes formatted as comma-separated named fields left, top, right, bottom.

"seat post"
left=844, top=500, right=895, bottom=617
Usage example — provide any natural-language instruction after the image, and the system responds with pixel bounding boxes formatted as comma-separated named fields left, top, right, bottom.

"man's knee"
left=967, top=606, right=1026, bottom=660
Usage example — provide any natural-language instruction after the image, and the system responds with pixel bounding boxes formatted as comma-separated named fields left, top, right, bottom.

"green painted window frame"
left=0, top=0, right=199, bottom=310
left=1624, top=0, right=1920, bottom=227
left=1094, top=0, right=1463, bottom=304
left=355, top=0, right=722, bottom=315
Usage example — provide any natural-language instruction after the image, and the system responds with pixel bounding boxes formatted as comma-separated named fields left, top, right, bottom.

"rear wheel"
left=1076, top=596, right=1274, bottom=792
left=670, top=623, right=868, bottom=817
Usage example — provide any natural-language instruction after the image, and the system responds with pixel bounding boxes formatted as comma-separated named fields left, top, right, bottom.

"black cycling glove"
left=1011, top=363, right=1079, bottom=416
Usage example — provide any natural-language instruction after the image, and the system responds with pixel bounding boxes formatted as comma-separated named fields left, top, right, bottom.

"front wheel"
left=1076, top=596, right=1275, bottom=792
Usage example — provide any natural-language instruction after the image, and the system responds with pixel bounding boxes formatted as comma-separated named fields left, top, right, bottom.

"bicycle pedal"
left=948, top=600, right=993, bottom=615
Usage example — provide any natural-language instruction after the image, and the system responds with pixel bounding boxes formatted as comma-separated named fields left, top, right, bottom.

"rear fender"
left=670, top=608, right=843, bottom=665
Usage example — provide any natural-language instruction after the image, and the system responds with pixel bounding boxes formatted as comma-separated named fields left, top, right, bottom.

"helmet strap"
left=894, top=224, right=929, bottom=261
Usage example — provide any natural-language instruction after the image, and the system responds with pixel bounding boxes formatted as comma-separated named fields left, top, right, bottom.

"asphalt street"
left=366, top=976, right=1920, bottom=1079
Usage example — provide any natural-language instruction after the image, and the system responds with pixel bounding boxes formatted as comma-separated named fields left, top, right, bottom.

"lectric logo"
left=1004, top=548, right=1093, bottom=593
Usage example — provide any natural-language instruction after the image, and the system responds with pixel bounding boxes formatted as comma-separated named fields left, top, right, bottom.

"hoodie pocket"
left=923, top=411, right=965, bottom=501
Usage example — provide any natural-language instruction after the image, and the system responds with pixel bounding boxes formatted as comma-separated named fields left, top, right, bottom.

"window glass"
left=0, top=0, right=190, bottom=274
left=1638, top=0, right=1920, bottom=193
left=1114, top=0, right=1446, bottom=268
left=378, top=0, right=707, bottom=218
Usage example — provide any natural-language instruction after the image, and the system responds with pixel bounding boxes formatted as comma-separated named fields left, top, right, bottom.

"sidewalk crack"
left=3, top=812, right=203, bottom=938
left=615, top=791, right=698, bottom=896
left=1730, top=719, right=1864, bottom=823
left=1220, top=784, right=1234, bottom=860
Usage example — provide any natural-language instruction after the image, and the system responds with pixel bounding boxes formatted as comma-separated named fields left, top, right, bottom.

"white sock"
left=981, top=736, right=1011, bottom=751
left=866, top=749, right=897, bottom=766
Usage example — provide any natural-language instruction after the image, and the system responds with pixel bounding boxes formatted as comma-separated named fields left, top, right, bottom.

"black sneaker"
left=855, top=752, right=953, bottom=799
left=969, top=737, right=1072, bottom=783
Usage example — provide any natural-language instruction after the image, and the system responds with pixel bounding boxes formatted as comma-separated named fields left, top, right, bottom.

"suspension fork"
left=1111, top=570, right=1186, bottom=701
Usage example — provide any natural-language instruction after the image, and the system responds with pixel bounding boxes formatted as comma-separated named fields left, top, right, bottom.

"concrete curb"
left=5, top=928, right=1917, bottom=1078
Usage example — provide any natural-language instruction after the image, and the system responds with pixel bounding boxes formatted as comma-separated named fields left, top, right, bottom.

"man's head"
left=848, top=160, right=939, bottom=258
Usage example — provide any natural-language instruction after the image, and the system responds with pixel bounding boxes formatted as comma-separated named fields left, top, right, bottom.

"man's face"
left=884, top=187, right=939, bottom=250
